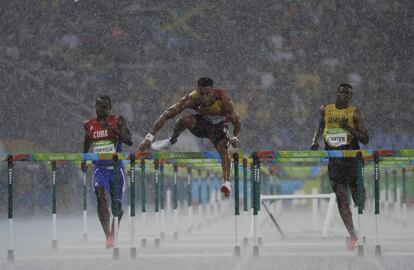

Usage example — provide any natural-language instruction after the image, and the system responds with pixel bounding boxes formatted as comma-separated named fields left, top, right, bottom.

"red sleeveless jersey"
left=83, top=115, right=120, bottom=143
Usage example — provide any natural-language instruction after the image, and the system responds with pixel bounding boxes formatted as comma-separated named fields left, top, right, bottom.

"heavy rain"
left=1, top=1, right=414, bottom=270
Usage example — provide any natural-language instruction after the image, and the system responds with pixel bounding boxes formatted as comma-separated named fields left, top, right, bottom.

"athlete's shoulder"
left=108, top=115, right=120, bottom=121
left=348, top=105, right=357, bottom=111
left=108, top=115, right=127, bottom=126
left=319, top=104, right=330, bottom=115
left=83, top=118, right=96, bottom=128
left=188, top=90, right=198, bottom=99
left=213, top=88, right=226, bottom=97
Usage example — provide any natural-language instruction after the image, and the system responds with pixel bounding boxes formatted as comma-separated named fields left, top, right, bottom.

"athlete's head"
left=95, top=95, right=111, bottom=119
left=197, top=77, right=214, bottom=105
left=335, top=83, right=353, bottom=108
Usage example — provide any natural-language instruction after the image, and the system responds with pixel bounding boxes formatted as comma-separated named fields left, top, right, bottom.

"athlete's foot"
left=346, top=236, right=359, bottom=251
left=106, top=230, right=114, bottom=249
left=151, top=138, right=172, bottom=150
left=220, top=181, right=232, bottom=198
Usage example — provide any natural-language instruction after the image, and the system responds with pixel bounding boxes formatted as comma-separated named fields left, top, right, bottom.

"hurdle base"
left=130, top=247, right=137, bottom=259
left=7, top=250, right=14, bottom=262
left=141, top=238, right=147, bottom=248
left=375, top=245, right=382, bottom=257
left=52, top=240, right=58, bottom=250
left=113, top=247, right=120, bottom=260
left=253, top=245, right=260, bottom=257
left=173, top=232, right=179, bottom=240
left=154, top=238, right=160, bottom=248
left=82, top=233, right=88, bottom=242
left=243, top=237, right=249, bottom=246
left=258, top=237, right=263, bottom=246
left=234, top=246, right=241, bottom=257
left=160, top=232, right=166, bottom=241
left=358, top=245, right=364, bottom=257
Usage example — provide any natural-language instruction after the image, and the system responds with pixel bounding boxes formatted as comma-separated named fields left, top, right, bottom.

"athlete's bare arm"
left=82, top=125, right=92, bottom=170
left=83, top=122, right=92, bottom=153
left=99, top=117, right=133, bottom=146
left=222, top=94, right=241, bottom=146
left=311, top=106, right=325, bottom=150
left=115, top=117, right=133, bottom=146
left=150, top=96, right=194, bottom=135
left=138, top=95, right=195, bottom=151
left=340, top=109, right=369, bottom=145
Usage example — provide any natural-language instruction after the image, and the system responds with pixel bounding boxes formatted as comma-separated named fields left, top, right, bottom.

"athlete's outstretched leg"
left=330, top=180, right=357, bottom=239
left=95, top=187, right=110, bottom=238
left=215, top=138, right=232, bottom=197
left=170, top=115, right=197, bottom=144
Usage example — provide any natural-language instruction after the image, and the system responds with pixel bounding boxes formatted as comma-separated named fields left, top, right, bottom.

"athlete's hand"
left=138, top=133, right=155, bottom=151
left=339, top=119, right=349, bottom=130
left=138, top=139, right=151, bottom=151
left=310, top=143, right=319, bottom=150
left=229, top=136, right=239, bottom=148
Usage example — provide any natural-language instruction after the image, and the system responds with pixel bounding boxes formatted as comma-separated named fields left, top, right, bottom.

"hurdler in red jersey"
left=82, top=95, right=132, bottom=248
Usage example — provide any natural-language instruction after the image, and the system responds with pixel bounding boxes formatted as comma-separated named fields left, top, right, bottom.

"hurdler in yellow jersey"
left=323, top=104, right=359, bottom=150
left=311, top=83, right=369, bottom=251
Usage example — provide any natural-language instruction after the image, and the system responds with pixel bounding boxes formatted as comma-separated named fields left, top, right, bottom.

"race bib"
left=326, top=128, right=348, bottom=147
left=93, top=140, right=115, bottom=153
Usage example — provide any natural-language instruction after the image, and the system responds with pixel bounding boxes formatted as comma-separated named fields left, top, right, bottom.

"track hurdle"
left=233, top=153, right=241, bottom=256
left=260, top=193, right=336, bottom=237
left=129, top=154, right=137, bottom=259
left=7, top=155, right=14, bottom=262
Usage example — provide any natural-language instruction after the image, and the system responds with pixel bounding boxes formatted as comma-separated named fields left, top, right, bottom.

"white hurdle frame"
left=260, top=193, right=336, bottom=237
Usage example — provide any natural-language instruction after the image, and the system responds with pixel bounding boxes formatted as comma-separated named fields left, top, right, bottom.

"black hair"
left=96, top=95, right=112, bottom=108
left=197, top=77, right=213, bottom=87
left=338, top=83, right=353, bottom=91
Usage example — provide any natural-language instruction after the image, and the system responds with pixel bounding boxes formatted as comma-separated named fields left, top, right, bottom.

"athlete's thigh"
left=188, top=114, right=212, bottom=138
left=109, top=167, right=126, bottom=202
left=329, top=178, right=348, bottom=202
left=209, top=125, right=230, bottom=147
left=92, top=167, right=111, bottom=193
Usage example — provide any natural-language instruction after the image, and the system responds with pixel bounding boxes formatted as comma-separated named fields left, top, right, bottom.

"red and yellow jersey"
left=189, top=89, right=228, bottom=124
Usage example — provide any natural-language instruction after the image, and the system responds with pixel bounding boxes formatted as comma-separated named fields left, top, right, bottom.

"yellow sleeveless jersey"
left=189, top=89, right=225, bottom=115
left=323, top=104, right=356, bottom=148
left=189, top=89, right=228, bottom=125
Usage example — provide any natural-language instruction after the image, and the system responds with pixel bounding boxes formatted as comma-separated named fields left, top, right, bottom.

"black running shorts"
left=188, top=114, right=229, bottom=146
left=328, top=157, right=358, bottom=183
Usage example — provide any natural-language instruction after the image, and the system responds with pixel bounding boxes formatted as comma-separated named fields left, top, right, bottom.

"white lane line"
left=139, top=253, right=232, bottom=258
left=383, top=251, right=414, bottom=256
left=162, top=243, right=234, bottom=247
left=16, top=254, right=111, bottom=260
left=58, top=243, right=234, bottom=249
left=260, top=252, right=354, bottom=257
left=169, top=236, right=235, bottom=240
left=14, top=253, right=233, bottom=261
left=59, top=245, right=108, bottom=249
left=264, top=242, right=344, bottom=247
